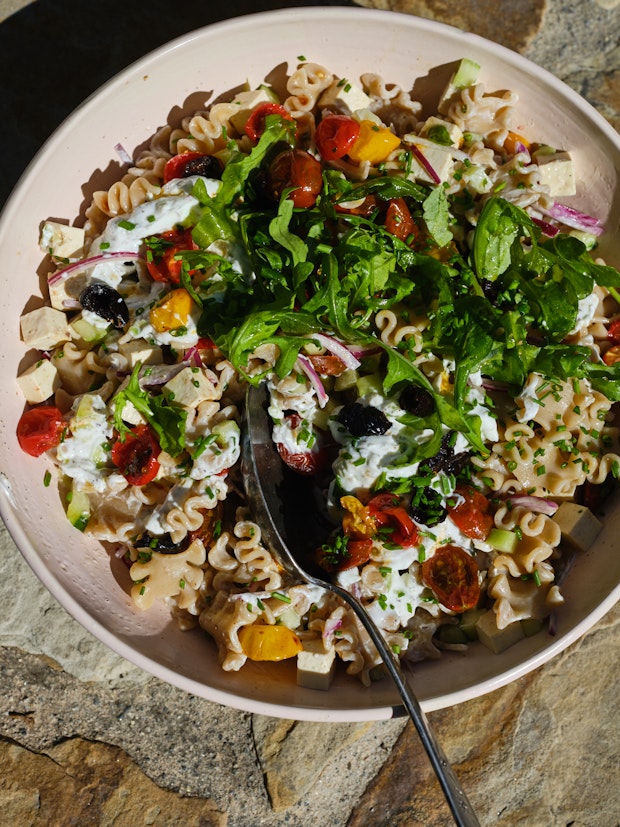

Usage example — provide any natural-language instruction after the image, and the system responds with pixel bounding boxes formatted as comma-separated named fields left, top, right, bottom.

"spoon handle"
left=332, top=583, right=480, bottom=827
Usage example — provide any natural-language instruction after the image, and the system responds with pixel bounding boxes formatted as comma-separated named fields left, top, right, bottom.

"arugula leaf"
left=473, top=196, right=537, bottom=281
left=114, top=364, right=187, bottom=456
left=422, top=186, right=453, bottom=248
left=268, top=195, right=308, bottom=267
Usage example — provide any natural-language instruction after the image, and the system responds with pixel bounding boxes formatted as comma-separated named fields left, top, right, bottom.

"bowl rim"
left=2, top=5, right=619, bottom=722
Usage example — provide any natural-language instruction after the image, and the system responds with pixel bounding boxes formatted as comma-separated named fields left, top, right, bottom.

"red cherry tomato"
left=145, top=228, right=198, bottom=284
left=111, top=425, right=161, bottom=486
left=315, top=115, right=361, bottom=161
left=17, top=405, right=65, bottom=457
left=317, top=536, right=373, bottom=572
left=268, top=149, right=323, bottom=208
left=447, top=484, right=493, bottom=540
left=385, top=198, right=416, bottom=243
left=244, top=102, right=294, bottom=143
left=367, top=493, right=419, bottom=548
left=162, top=152, right=222, bottom=183
left=607, top=319, right=620, bottom=344
left=276, top=443, right=329, bottom=475
left=421, top=544, right=480, bottom=612
left=335, top=194, right=380, bottom=217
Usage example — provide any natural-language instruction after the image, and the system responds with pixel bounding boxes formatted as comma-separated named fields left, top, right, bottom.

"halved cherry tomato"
left=111, top=425, right=161, bottom=486
left=244, top=102, right=294, bottom=143
left=367, top=493, right=419, bottom=548
left=268, top=149, right=323, bottom=208
left=238, top=623, right=302, bottom=661
left=447, top=484, right=493, bottom=540
left=308, top=354, right=347, bottom=376
left=385, top=198, right=416, bottom=243
left=276, top=443, right=329, bottom=475
left=603, top=345, right=620, bottom=366
left=17, top=405, right=65, bottom=457
left=315, top=114, right=361, bottom=160
left=608, top=319, right=620, bottom=344
left=317, top=536, right=373, bottom=572
left=162, top=152, right=222, bottom=183
left=421, top=544, right=480, bottom=612
left=145, top=228, right=198, bottom=284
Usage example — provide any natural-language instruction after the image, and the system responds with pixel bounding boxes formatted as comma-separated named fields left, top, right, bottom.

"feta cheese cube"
left=318, top=78, right=372, bottom=115
left=229, top=88, right=276, bottom=133
left=109, top=378, right=145, bottom=426
left=39, top=221, right=85, bottom=260
left=118, top=340, right=164, bottom=369
left=48, top=270, right=90, bottom=312
left=403, top=139, right=454, bottom=184
left=20, top=306, right=71, bottom=351
left=475, top=610, right=524, bottom=654
left=553, top=502, right=602, bottom=552
left=162, top=366, right=218, bottom=408
left=533, top=150, right=576, bottom=197
left=419, top=117, right=463, bottom=148
left=296, top=638, right=336, bottom=691
left=17, top=358, right=60, bottom=403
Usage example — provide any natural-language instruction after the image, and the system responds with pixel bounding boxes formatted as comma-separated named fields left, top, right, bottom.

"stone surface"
left=1, top=1, right=620, bottom=826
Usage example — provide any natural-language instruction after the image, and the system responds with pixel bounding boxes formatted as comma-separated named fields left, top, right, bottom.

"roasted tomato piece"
left=317, top=535, right=373, bottom=572
left=163, top=152, right=222, bottom=183
left=421, top=544, right=481, bottom=612
left=238, top=624, right=302, bottom=661
left=447, top=484, right=493, bottom=540
left=308, top=353, right=347, bottom=376
left=315, top=114, right=361, bottom=161
left=385, top=198, right=416, bottom=242
left=268, top=148, right=323, bottom=208
left=276, top=443, right=329, bottom=475
left=145, top=227, right=198, bottom=284
left=244, top=102, right=294, bottom=143
left=335, top=194, right=380, bottom=217
left=17, top=405, right=65, bottom=457
left=603, top=344, right=620, bottom=366
left=188, top=501, right=224, bottom=546
left=607, top=318, right=620, bottom=344
left=367, top=493, right=419, bottom=548
left=111, top=425, right=161, bottom=486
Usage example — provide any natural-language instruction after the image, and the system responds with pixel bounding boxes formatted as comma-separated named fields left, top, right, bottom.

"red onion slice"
left=408, top=143, right=441, bottom=185
left=310, top=333, right=361, bottom=370
left=296, top=354, right=329, bottom=408
left=503, top=495, right=558, bottom=516
left=114, top=143, right=133, bottom=165
left=542, top=203, right=605, bottom=236
left=48, top=252, right=144, bottom=286
left=532, top=217, right=560, bottom=237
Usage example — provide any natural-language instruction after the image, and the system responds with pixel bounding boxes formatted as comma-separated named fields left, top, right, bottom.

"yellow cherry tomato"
left=504, top=131, right=531, bottom=155
left=347, top=120, right=401, bottom=165
left=340, top=495, right=376, bottom=539
left=238, top=624, right=302, bottom=661
left=149, top=288, right=193, bottom=333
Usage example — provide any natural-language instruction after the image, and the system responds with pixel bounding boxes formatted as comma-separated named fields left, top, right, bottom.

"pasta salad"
left=16, top=58, right=620, bottom=688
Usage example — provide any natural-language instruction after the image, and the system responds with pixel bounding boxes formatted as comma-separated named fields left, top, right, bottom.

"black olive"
left=182, top=155, right=223, bottom=179
left=409, top=486, right=447, bottom=527
left=423, top=431, right=470, bottom=476
left=135, top=531, right=189, bottom=554
left=79, top=283, right=129, bottom=329
left=337, top=403, right=391, bottom=437
left=398, top=385, right=435, bottom=417
left=481, top=279, right=500, bottom=303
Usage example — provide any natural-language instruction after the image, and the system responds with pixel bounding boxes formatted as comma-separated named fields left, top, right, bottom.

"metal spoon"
left=241, top=382, right=480, bottom=827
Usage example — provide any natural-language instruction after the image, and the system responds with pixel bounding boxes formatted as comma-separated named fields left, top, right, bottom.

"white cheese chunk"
left=533, top=150, right=576, bottom=197
left=475, top=610, right=524, bottom=654
left=20, top=306, right=71, bottom=350
left=553, top=502, right=602, bottom=552
left=162, top=366, right=218, bottom=408
left=17, top=358, right=60, bottom=404
left=419, top=116, right=463, bottom=147
left=296, top=639, right=336, bottom=691
left=110, top=378, right=146, bottom=426
left=39, top=221, right=85, bottom=260
left=404, top=141, right=454, bottom=184
left=118, top=340, right=164, bottom=369
left=229, top=88, right=275, bottom=133
left=318, top=78, right=372, bottom=114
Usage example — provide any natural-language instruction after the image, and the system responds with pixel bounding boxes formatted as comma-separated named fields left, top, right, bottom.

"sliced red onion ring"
left=408, top=143, right=441, bottom=185
left=323, top=614, right=343, bottom=645
left=532, top=217, right=560, bottom=237
left=309, top=333, right=361, bottom=370
left=114, top=143, right=134, bottom=165
left=183, top=345, right=203, bottom=368
left=542, top=203, right=605, bottom=236
left=503, top=495, right=558, bottom=516
left=48, top=252, right=144, bottom=286
left=347, top=342, right=381, bottom=359
left=296, top=354, right=329, bottom=408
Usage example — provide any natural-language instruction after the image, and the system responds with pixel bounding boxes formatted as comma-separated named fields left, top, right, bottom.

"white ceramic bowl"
left=1, top=7, right=619, bottom=722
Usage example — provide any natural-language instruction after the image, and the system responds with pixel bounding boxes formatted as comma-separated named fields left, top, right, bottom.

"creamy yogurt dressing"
left=56, top=394, right=112, bottom=492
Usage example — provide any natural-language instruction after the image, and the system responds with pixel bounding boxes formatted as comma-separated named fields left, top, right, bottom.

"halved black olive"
left=79, top=283, right=129, bottom=329
left=398, top=385, right=435, bottom=417
left=337, top=403, right=391, bottom=437
left=134, top=531, right=189, bottom=554
left=182, top=154, right=223, bottom=179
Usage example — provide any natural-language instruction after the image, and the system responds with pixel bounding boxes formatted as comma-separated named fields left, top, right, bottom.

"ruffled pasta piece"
left=92, top=173, right=162, bottom=218
left=199, top=590, right=255, bottom=671
left=286, top=62, right=333, bottom=114
left=130, top=538, right=207, bottom=613
left=445, top=84, right=516, bottom=150
left=487, top=568, right=561, bottom=629
left=375, top=308, right=426, bottom=353
left=51, top=342, right=108, bottom=396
